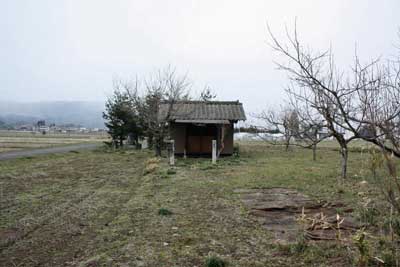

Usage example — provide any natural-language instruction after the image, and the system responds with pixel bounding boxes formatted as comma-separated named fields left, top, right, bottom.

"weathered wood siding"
left=170, top=122, right=234, bottom=155
left=170, top=123, right=186, bottom=154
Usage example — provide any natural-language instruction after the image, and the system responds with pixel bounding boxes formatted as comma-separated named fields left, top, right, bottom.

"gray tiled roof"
left=158, top=101, right=246, bottom=122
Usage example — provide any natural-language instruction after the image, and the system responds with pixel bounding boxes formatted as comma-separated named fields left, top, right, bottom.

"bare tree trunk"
left=148, top=135, right=154, bottom=149
left=312, top=143, right=317, bottom=161
left=285, top=135, right=291, bottom=151
left=155, top=145, right=161, bottom=157
left=340, top=145, right=348, bottom=179
left=155, top=137, right=162, bottom=157
left=135, top=136, right=140, bottom=149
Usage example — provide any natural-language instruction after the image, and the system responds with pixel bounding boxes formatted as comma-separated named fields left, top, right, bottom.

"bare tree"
left=355, top=57, right=400, bottom=155
left=142, top=67, right=191, bottom=156
left=267, top=23, right=378, bottom=179
left=257, top=98, right=330, bottom=160
left=117, top=67, right=192, bottom=156
left=357, top=39, right=400, bottom=214
left=288, top=95, right=331, bottom=161
left=267, top=21, right=400, bottom=181
left=256, top=105, right=300, bottom=151
left=268, top=23, right=400, bottom=218
left=200, top=85, right=217, bottom=101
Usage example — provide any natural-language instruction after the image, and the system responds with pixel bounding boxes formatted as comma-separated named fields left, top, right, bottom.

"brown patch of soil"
left=235, top=188, right=360, bottom=243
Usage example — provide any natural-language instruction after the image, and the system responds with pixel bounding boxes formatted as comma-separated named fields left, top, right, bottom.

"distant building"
left=317, top=128, right=331, bottom=140
left=16, top=125, right=33, bottom=131
left=38, top=126, right=50, bottom=132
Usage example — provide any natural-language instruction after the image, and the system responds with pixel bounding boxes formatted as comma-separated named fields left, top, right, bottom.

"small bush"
left=276, top=234, right=308, bottom=256
left=146, top=157, right=161, bottom=165
left=383, top=215, right=400, bottom=237
left=233, top=144, right=240, bottom=157
left=291, top=236, right=308, bottom=254
left=391, top=216, right=400, bottom=237
left=143, top=163, right=158, bottom=175
left=167, top=168, right=177, bottom=175
left=205, top=256, right=226, bottom=267
left=353, top=230, right=371, bottom=267
left=158, top=208, right=173, bottom=216
left=336, top=185, right=345, bottom=194
left=380, top=250, right=397, bottom=267
left=103, top=141, right=113, bottom=147
left=376, top=237, right=399, bottom=266
left=200, top=163, right=216, bottom=171
left=158, top=173, right=168, bottom=179
left=358, top=206, right=380, bottom=226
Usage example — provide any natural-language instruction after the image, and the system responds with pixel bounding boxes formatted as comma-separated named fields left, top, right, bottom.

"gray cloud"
left=1, top=0, right=399, bottom=114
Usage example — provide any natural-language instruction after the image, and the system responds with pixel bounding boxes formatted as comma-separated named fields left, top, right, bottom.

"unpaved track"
left=0, top=143, right=102, bottom=161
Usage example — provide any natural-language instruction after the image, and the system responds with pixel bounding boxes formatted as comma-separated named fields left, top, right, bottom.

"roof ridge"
left=158, top=100, right=246, bottom=121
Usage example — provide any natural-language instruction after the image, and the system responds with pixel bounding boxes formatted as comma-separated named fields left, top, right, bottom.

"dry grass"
left=0, top=131, right=108, bottom=153
left=0, top=147, right=24, bottom=153
left=0, top=130, right=108, bottom=139
left=0, top=142, right=394, bottom=266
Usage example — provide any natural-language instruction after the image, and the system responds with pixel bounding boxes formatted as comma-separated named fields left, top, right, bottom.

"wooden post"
left=169, top=140, right=175, bottom=166
left=212, top=139, right=217, bottom=164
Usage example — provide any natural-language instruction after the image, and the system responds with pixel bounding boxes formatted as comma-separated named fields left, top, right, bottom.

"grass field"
left=0, top=141, right=396, bottom=266
left=0, top=130, right=108, bottom=153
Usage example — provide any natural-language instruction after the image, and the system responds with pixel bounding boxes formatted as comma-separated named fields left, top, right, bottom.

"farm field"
left=0, top=130, right=108, bottom=153
left=0, top=141, right=394, bottom=266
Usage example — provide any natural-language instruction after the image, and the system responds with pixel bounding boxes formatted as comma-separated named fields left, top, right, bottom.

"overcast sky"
left=1, top=0, right=399, bottom=113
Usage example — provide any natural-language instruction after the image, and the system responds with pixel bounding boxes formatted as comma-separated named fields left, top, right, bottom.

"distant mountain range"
left=0, top=101, right=106, bottom=128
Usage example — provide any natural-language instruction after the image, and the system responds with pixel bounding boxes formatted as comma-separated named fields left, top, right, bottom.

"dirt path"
left=0, top=143, right=102, bottom=161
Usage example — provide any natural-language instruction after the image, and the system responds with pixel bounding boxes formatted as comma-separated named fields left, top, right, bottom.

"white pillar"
left=212, top=139, right=217, bottom=164
left=169, top=140, right=175, bottom=166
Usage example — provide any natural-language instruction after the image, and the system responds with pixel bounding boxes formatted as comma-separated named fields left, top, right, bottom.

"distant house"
left=316, top=128, right=331, bottom=140
left=158, top=100, right=246, bottom=156
left=38, top=126, right=50, bottom=132
left=16, top=124, right=34, bottom=131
